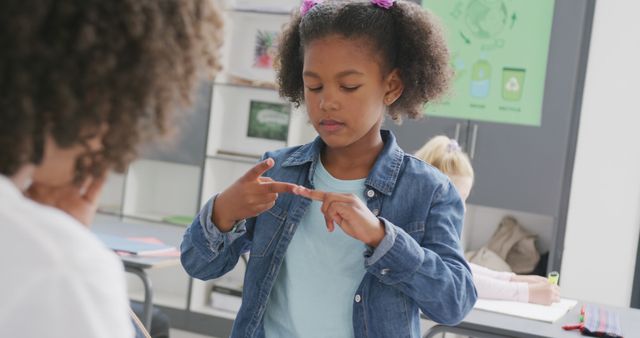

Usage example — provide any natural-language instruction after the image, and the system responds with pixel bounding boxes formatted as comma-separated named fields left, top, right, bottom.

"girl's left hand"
left=294, top=186, right=385, bottom=247
left=25, top=175, right=107, bottom=227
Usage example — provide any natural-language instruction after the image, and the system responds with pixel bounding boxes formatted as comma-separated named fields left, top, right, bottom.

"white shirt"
left=0, top=175, right=134, bottom=338
left=470, top=263, right=529, bottom=303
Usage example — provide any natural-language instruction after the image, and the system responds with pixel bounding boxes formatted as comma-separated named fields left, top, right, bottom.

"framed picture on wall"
left=221, top=11, right=290, bottom=87
left=252, top=31, right=279, bottom=70
left=209, top=84, right=291, bottom=158
left=246, top=100, right=290, bottom=142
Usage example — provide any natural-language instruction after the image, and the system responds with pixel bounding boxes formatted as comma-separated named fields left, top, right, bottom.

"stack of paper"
left=474, top=298, right=578, bottom=323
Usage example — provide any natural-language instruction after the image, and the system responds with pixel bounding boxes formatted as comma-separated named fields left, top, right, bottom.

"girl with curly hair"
left=0, top=0, right=221, bottom=337
left=181, top=1, right=476, bottom=337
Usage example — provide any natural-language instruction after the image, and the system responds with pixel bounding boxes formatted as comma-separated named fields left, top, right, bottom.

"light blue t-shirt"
left=263, top=160, right=367, bottom=338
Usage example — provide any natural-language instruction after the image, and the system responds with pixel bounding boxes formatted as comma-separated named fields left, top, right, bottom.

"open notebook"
left=95, top=233, right=176, bottom=255
left=474, top=298, right=578, bottom=323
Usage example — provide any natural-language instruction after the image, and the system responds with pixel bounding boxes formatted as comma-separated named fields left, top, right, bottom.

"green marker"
left=548, top=271, right=560, bottom=285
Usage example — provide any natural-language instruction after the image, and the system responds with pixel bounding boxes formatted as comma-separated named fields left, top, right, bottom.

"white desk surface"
left=425, top=301, right=640, bottom=338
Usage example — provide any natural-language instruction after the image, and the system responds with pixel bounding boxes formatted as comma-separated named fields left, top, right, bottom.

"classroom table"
left=423, top=301, right=640, bottom=338
left=93, top=215, right=181, bottom=331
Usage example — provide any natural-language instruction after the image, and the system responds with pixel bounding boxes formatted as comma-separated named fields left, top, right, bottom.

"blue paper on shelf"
left=95, top=233, right=175, bottom=255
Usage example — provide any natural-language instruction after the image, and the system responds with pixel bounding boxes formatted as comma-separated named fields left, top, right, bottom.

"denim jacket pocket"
left=402, top=221, right=426, bottom=243
left=250, top=204, right=287, bottom=258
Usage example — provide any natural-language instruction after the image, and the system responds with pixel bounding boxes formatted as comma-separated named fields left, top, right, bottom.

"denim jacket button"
left=354, top=294, right=362, bottom=303
left=366, top=189, right=375, bottom=198
left=372, top=209, right=380, bottom=216
left=380, top=268, right=390, bottom=275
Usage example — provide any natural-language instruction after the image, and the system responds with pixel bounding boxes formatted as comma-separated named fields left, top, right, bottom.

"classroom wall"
left=561, top=0, right=640, bottom=307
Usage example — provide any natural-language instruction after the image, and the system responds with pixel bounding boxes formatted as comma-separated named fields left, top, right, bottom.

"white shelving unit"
left=122, top=159, right=201, bottom=224
left=194, top=7, right=317, bottom=328
left=96, top=2, right=310, bottom=335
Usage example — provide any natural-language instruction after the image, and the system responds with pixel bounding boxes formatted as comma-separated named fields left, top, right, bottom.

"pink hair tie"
left=301, top=0, right=322, bottom=16
left=371, top=0, right=396, bottom=9
left=447, top=139, right=461, bottom=153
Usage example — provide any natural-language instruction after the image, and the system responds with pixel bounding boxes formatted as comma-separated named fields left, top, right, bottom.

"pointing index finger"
left=242, top=158, right=275, bottom=181
left=294, top=186, right=326, bottom=201
left=260, top=181, right=299, bottom=194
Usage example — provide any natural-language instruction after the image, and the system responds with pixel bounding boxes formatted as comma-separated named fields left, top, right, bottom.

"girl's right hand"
left=213, top=158, right=299, bottom=232
left=528, top=282, right=561, bottom=305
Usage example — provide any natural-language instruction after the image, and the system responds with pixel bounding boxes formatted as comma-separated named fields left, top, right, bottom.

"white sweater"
left=0, top=175, right=134, bottom=338
left=471, top=263, right=529, bottom=303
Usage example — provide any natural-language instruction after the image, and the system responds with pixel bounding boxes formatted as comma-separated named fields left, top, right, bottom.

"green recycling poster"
left=423, top=0, right=555, bottom=126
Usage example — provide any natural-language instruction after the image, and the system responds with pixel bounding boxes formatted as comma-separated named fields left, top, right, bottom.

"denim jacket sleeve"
left=180, top=194, right=253, bottom=280
left=364, top=181, right=477, bottom=325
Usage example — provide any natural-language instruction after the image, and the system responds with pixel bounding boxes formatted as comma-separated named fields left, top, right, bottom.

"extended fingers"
left=320, top=193, right=356, bottom=216
left=299, top=192, right=357, bottom=232
left=325, top=203, right=348, bottom=232
left=255, top=177, right=299, bottom=194
left=262, top=181, right=299, bottom=194
left=294, top=186, right=327, bottom=201
left=245, top=192, right=279, bottom=205
left=324, top=214, right=334, bottom=232
left=242, top=158, right=275, bottom=181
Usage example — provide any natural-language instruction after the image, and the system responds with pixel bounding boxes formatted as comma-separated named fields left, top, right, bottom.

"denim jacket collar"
left=281, top=130, right=404, bottom=195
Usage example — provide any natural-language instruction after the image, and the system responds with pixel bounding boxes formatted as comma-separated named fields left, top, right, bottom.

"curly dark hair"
left=0, top=0, right=222, bottom=178
left=276, top=0, right=452, bottom=122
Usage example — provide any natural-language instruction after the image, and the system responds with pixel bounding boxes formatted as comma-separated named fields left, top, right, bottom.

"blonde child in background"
left=416, top=135, right=560, bottom=306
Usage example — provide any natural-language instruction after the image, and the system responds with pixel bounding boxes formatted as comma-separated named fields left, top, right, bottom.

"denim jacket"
left=181, top=130, right=477, bottom=338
